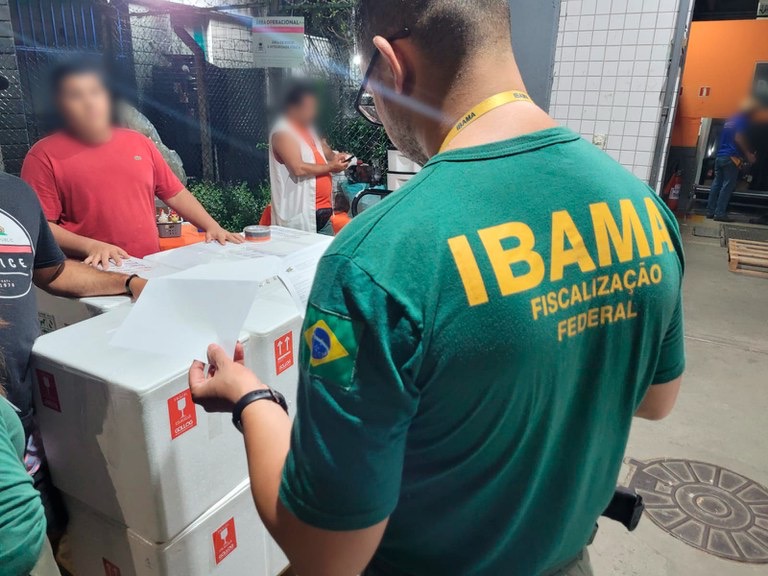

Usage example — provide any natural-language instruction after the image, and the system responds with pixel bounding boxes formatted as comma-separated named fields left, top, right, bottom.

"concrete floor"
left=591, top=222, right=768, bottom=575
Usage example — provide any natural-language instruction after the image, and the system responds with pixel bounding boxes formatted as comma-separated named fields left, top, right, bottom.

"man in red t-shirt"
left=21, top=62, right=242, bottom=268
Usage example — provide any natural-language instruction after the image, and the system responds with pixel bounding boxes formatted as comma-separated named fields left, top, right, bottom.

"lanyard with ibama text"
left=439, top=90, right=533, bottom=153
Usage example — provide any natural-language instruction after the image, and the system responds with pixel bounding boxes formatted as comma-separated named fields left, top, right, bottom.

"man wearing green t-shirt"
left=188, top=1, right=685, bottom=575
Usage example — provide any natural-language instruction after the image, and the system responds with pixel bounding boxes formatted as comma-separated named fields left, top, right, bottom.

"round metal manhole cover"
left=626, top=459, right=768, bottom=563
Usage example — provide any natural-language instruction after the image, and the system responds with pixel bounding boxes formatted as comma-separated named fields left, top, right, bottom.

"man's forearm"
left=240, top=401, right=292, bottom=534
left=37, top=260, right=131, bottom=298
left=164, top=189, right=220, bottom=231
left=49, top=222, right=97, bottom=259
left=735, top=134, right=754, bottom=159
left=288, top=162, right=333, bottom=178
left=240, top=402, right=387, bottom=575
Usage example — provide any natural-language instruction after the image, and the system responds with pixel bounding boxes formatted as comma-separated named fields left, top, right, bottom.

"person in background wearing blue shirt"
left=707, top=100, right=758, bottom=222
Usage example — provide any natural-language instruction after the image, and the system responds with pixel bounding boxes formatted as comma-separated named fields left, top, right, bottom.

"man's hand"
left=189, top=343, right=267, bottom=413
left=83, top=241, right=129, bottom=270
left=328, top=152, right=352, bottom=174
left=205, top=226, right=244, bottom=246
left=747, top=152, right=757, bottom=165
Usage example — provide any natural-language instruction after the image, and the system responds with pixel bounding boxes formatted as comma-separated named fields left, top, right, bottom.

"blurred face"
left=289, top=94, right=318, bottom=126
left=56, top=72, right=112, bottom=140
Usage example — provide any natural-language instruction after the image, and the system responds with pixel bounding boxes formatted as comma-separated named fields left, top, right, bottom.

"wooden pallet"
left=728, top=239, right=768, bottom=279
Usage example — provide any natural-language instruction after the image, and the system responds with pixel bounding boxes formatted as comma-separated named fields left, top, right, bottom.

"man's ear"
left=372, top=35, right=406, bottom=94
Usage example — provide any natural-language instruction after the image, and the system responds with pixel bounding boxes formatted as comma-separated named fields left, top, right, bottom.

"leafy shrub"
left=189, top=180, right=271, bottom=233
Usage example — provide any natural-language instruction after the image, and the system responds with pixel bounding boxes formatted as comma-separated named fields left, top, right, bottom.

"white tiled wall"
left=550, top=0, right=682, bottom=183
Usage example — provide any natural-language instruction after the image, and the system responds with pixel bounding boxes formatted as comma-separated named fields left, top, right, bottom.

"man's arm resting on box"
left=188, top=344, right=387, bottom=576
left=34, top=261, right=146, bottom=300
left=48, top=222, right=131, bottom=270
left=163, top=188, right=244, bottom=246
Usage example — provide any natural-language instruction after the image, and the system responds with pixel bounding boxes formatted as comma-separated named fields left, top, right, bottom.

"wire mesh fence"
left=1, top=0, right=390, bottom=205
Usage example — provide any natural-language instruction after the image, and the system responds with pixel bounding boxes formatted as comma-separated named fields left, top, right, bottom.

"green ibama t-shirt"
left=0, top=397, right=46, bottom=575
left=280, top=128, right=685, bottom=575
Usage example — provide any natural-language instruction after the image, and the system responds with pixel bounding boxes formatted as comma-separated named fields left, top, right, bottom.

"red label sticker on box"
left=212, top=517, right=238, bottom=565
left=274, top=331, right=294, bottom=375
left=103, top=558, right=121, bottom=576
left=168, top=389, right=197, bottom=440
left=36, top=370, right=61, bottom=412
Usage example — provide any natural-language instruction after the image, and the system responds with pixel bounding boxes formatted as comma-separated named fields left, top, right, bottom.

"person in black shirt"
left=0, top=171, right=147, bottom=432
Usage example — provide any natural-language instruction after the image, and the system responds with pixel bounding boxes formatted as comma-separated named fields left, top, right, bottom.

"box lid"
left=32, top=307, right=251, bottom=392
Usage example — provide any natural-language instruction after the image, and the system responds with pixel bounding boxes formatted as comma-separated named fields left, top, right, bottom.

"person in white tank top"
left=269, top=83, right=351, bottom=234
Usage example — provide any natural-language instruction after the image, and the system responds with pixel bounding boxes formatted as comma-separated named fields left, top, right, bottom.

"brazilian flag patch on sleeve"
left=302, top=305, right=361, bottom=388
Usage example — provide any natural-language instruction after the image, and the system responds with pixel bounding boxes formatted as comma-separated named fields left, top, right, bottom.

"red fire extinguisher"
left=663, top=169, right=682, bottom=212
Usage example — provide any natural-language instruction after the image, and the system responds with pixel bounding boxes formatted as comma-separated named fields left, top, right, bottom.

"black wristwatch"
left=125, top=274, right=140, bottom=297
left=232, top=389, right=289, bottom=433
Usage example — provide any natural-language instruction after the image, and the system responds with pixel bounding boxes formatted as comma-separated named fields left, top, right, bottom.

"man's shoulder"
left=326, top=169, right=436, bottom=257
left=115, top=127, right=152, bottom=145
left=0, top=172, right=43, bottom=218
left=0, top=172, right=36, bottom=198
left=27, top=132, right=69, bottom=157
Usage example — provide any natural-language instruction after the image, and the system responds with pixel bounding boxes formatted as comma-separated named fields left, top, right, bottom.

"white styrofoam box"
left=387, top=149, right=422, bottom=174
left=36, top=288, right=128, bottom=335
left=241, top=279, right=302, bottom=411
left=387, top=172, right=416, bottom=192
left=36, top=259, right=177, bottom=334
left=32, top=306, right=251, bottom=542
left=66, top=480, right=288, bottom=576
left=32, top=278, right=303, bottom=543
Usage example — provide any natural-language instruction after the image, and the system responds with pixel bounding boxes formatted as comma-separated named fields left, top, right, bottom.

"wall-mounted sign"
left=755, top=62, right=768, bottom=105
left=758, top=1, right=768, bottom=18
left=252, top=17, right=305, bottom=69
left=698, top=86, right=711, bottom=97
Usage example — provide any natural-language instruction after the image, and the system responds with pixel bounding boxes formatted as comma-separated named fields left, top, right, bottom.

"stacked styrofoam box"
left=30, top=230, right=336, bottom=575
left=387, top=149, right=422, bottom=191
left=65, top=480, right=286, bottom=576
left=32, top=306, right=253, bottom=542
left=36, top=258, right=177, bottom=334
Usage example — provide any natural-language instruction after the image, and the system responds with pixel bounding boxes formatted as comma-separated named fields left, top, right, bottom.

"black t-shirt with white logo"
left=0, top=173, right=65, bottom=421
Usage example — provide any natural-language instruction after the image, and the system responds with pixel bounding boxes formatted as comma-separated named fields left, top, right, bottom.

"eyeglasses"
left=355, top=28, right=411, bottom=126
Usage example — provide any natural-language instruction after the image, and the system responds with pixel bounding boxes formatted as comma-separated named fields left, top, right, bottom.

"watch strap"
left=125, top=274, right=140, bottom=297
left=232, top=389, right=288, bottom=433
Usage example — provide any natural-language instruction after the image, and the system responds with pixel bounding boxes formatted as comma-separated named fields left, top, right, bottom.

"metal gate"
left=10, top=0, right=105, bottom=142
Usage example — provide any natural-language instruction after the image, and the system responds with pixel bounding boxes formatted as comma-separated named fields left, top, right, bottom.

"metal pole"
left=173, top=24, right=215, bottom=181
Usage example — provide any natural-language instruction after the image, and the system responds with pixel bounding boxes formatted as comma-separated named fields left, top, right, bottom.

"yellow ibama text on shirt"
left=448, top=198, right=675, bottom=307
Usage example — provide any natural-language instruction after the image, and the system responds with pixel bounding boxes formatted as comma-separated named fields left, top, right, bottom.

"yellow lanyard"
left=439, top=90, right=533, bottom=153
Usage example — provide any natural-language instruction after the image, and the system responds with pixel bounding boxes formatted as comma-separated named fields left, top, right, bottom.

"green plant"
left=189, top=181, right=271, bottom=233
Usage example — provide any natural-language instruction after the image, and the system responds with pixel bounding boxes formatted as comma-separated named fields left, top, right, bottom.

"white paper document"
left=278, top=241, right=333, bottom=310
left=170, top=257, right=282, bottom=282
left=98, top=257, right=172, bottom=279
left=110, top=258, right=282, bottom=361
left=143, top=242, right=241, bottom=270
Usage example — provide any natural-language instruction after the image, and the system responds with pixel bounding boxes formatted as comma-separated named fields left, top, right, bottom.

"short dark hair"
left=355, top=0, right=511, bottom=64
left=281, top=81, right=316, bottom=113
left=50, top=60, right=107, bottom=96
